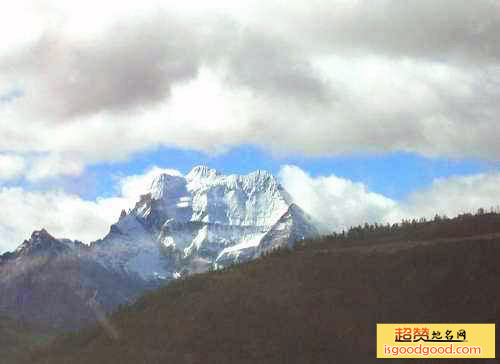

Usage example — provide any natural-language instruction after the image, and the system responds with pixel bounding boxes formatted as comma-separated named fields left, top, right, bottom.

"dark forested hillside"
left=26, top=212, right=500, bottom=363
left=0, top=315, right=57, bottom=363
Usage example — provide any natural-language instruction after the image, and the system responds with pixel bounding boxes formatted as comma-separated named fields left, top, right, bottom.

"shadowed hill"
left=0, top=230, right=154, bottom=330
left=29, top=212, right=500, bottom=363
left=0, top=315, right=57, bottom=363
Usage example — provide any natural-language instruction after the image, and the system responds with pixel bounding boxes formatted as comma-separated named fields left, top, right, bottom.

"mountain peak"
left=14, top=228, right=72, bottom=257
left=149, top=173, right=185, bottom=200
left=186, top=165, right=219, bottom=180
left=30, top=228, right=54, bottom=241
left=246, top=169, right=278, bottom=185
left=90, top=166, right=319, bottom=280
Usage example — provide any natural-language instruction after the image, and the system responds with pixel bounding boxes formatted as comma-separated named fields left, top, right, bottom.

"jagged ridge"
left=92, top=166, right=320, bottom=280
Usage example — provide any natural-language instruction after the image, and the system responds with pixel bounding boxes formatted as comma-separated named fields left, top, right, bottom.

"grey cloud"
left=278, top=0, right=500, bottom=64
left=223, top=30, right=332, bottom=103
left=2, top=13, right=204, bottom=118
left=1, top=7, right=333, bottom=120
left=1, top=1, right=500, bottom=167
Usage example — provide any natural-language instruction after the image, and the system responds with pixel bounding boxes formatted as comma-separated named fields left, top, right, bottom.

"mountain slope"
left=0, top=230, right=149, bottom=329
left=0, top=315, right=57, bottom=364
left=30, top=213, right=500, bottom=364
left=0, top=167, right=319, bottom=330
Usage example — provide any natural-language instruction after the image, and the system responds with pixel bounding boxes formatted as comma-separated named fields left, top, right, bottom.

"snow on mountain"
left=92, top=166, right=320, bottom=280
left=0, top=166, right=320, bottom=328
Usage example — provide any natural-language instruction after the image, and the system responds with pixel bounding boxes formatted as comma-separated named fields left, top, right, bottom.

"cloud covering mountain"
left=1, top=0, right=500, bottom=181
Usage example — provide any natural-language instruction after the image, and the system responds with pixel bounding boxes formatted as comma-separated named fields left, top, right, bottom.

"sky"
left=1, top=0, right=500, bottom=252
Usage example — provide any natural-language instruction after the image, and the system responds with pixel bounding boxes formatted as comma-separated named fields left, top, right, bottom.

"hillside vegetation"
left=0, top=315, right=57, bottom=363
left=29, top=212, right=500, bottom=363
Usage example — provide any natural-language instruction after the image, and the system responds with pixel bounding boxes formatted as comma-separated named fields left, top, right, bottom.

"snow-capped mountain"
left=92, top=166, right=319, bottom=280
left=0, top=166, right=319, bottom=327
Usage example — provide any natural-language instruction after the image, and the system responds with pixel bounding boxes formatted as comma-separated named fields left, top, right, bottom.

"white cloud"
left=0, top=0, right=499, bottom=176
left=279, top=165, right=397, bottom=232
left=0, top=166, right=182, bottom=252
left=0, top=153, right=86, bottom=182
left=398, top=173, right=500, bottom=219
left=0, top=154, right=25, bottom=180
left=279, top=165, right=500, bottom=233
left=0, top=187, right=121, bottom=252
left=27, top=154, right=85, bottom=181
left=1, top=0, right=500, bottom=249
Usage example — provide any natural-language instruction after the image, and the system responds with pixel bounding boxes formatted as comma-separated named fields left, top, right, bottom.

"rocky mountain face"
left=92, top=166, right=319, bottom=280
left=0, top=166, right=319, bottom=328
